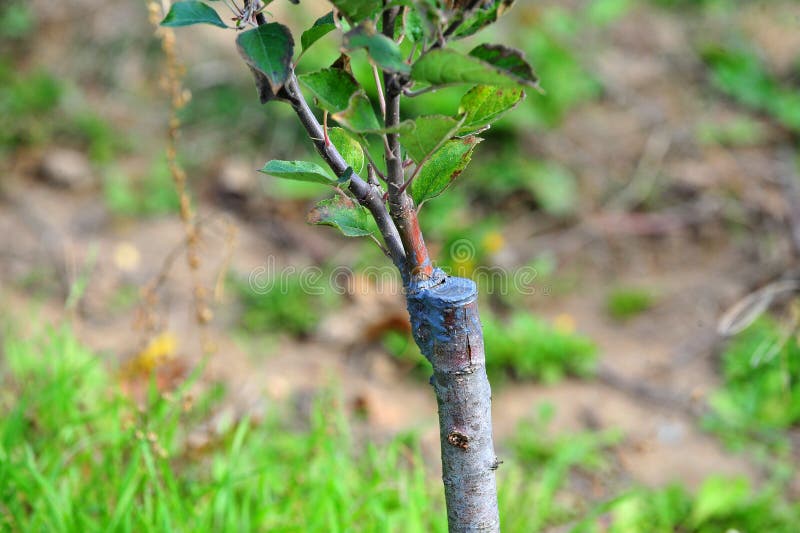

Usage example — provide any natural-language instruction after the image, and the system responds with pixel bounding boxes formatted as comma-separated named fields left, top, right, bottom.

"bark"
left=406, top=268, right=500, bottom=532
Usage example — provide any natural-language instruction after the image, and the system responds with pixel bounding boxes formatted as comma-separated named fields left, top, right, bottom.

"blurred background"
left=2, top=0, right=800, bottom=530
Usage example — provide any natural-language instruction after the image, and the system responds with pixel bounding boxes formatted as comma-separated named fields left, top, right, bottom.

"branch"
left=382, top=5, right=434, bottom=280
left=244, top=5, right=405, bottom=270
left=279, top=75, right=407, bottom=270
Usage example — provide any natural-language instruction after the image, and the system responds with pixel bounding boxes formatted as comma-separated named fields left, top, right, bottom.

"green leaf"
left=298, top=68, right=380, bottom=132
left=411, top=46, right=538, bottom=89
left=458, top=85, right=525, bottom=134
left=330, top=0, right=381, bottom=23
left=301, top=12, right=336, bottom=53
left=160, top=1, right=227, bottom=28
left=411, top=137, right=480, bottom=206
left=453, top=0, right=515, bottom=39
left=307, top=196, right=377, bottom=237
left=236, top=23, right=294, bottom=94
left=344, top=23, right=410, bottom=75
left=332, top=92, right=382, bottom=132
left=299, top=68, right=359, bottom=113
left=328, top=128, right=365, bottom=175
left=469, top=44, right=538, bottom=86
left=403, top=8, right=425, bottom=43
left=259, top=160, right=336, bottom=185
left=399, top=115, right=463, bottom=163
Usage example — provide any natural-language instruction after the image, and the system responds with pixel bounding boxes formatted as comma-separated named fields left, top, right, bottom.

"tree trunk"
left=406, top=269, right=500, bottom=532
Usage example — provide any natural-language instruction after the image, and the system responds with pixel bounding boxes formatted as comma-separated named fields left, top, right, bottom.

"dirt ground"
left=2, top=0, right=799, bottom=493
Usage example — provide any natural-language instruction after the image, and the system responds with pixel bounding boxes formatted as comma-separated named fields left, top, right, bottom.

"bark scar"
left=447, top=431, right=469, bottom=450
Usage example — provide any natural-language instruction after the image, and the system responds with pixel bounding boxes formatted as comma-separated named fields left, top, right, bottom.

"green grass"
left=483, top=310, right=597, bottom=383
left=229, top=271, right=338, bottom=338
left=0, top=325, right=445, bottom=532
left=606, top=287, right=656, bottom=321
left=3, top=323, right=799, bottom=531
left=103, top=157, right=181, bottom=217
left=695, top=115, right=767, bottom=147
left=705, top=317, right=800, bottom=450
left=0, top=61, right=125, bottom=162
left=702, top=44, right=800, bottom=133
left=574, top=475, right=800, bottom=533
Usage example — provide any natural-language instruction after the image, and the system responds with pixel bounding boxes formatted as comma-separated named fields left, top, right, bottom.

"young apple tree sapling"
left=161, top=1, right=537, bottom=530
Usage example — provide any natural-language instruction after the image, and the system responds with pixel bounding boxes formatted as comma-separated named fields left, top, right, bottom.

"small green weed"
left=502, top=403, right=622, bottom=531
left=705, top=316, right=800, bottom=450
left=103, top=157, right=181, bottom=217
left=702, top=44, right=800, bottom=133
left=576, top=475, right=800, bottom=532
left=483, top=310, right=597, bottom=383
left=606, top=287, right=655, bottom=321
left=0, top=60, right=124, bottom=161
left=0, top=0, right=33, bottom=41
left=695, top=115, right=767, bottom=147
left=510, top=404, right=622, bottom=471
left=468, top=149, right=579, bottom=216
left=0, top=64, right=63, bottom=150
left=229, top=271, right=337, bottom=338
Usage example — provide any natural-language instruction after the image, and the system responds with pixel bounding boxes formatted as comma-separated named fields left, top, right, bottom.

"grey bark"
left=407, top=269, right=500, bottom=532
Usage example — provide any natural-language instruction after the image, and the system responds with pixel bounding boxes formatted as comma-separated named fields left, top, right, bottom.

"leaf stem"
left=402, top=86, right=438, bottom=98
left=372, top=64, right=387, bottom=119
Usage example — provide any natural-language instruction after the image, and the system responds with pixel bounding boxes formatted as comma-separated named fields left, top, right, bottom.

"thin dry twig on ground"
left=142, top=0, right=229, bottom=357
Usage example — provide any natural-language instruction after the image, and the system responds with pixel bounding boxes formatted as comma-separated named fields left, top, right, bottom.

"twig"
left=248, top=8, right=405, bottom=268
left=278, top=75, right=407, bottom=270
left=363, top=150, right=388, bottom=182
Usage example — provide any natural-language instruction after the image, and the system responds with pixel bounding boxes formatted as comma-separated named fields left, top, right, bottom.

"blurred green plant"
left=103, top=157, right=181, bottom=217
left=695, top=115, right=767, bottom=147
left=606, top=287, right=655, bottom=321
left=228, top=272, right=337, bottom=338
left=501, top=402, right=622, bottom=531
left=469, top=148, right=579, bottom=216
left=705, top=316, right=800, bottom=450
left=483, top=310, right=597, bottom=382
left=0, top=0, right=33, bottom=41
left=0, top=61, right=125, bottom=162
left=575, top=475, right=800, bottom=533
left=4, top=324, right=798, bottom=531
left=649, top=0, right=730, bottom=9
left=511, top=403, right=621, bottom=470
left=0, top=63, right=63, bottom=150
left=702, top=44, right=800, bottom=133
